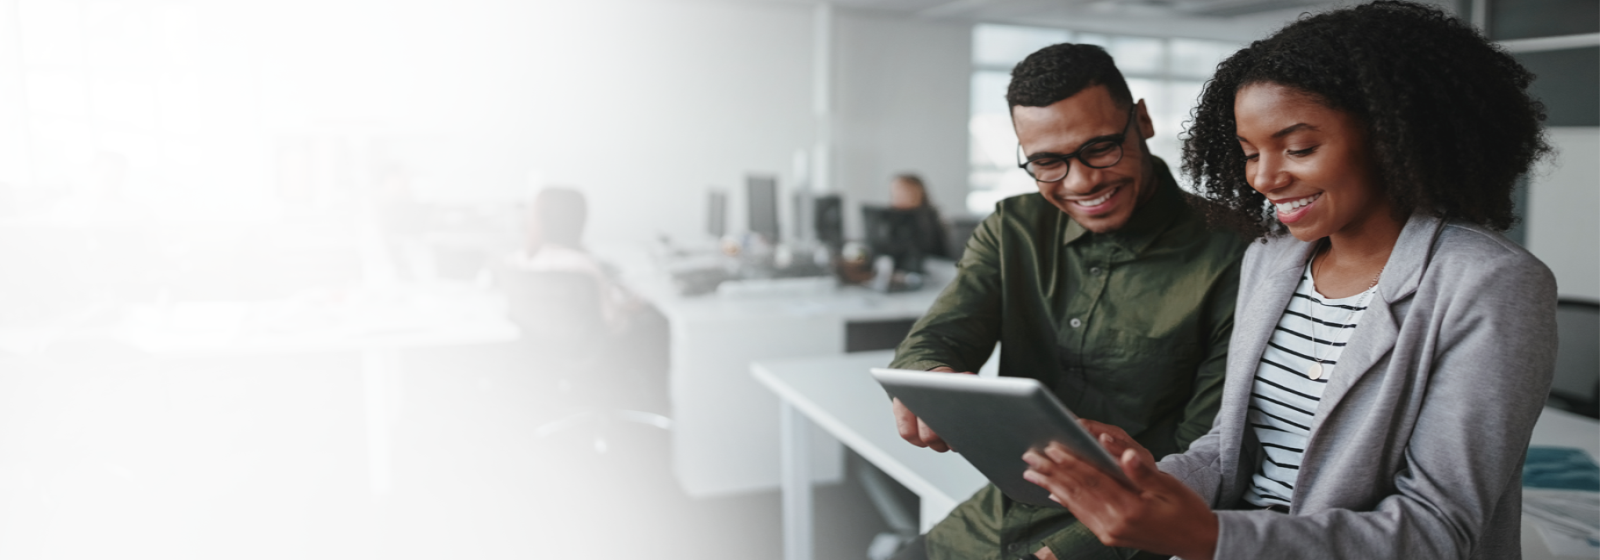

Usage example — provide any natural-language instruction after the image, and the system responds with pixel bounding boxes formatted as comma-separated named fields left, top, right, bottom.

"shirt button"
left=1090, top=266, right=1103, bottom=276
left=1070, top=318, right=1083, bottom=328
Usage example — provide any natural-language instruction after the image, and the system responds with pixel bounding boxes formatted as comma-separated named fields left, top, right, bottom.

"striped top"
left=1241, top=261, right=1377, bottom=509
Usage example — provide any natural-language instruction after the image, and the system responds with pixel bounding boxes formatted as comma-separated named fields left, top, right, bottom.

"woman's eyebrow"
left=1272, top=123, right=1318, bottom=139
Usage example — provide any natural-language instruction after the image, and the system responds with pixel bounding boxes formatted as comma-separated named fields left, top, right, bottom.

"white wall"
left=833, top=9, right=972, bottom=235
left=1526, top=126, right=1600, bottom=301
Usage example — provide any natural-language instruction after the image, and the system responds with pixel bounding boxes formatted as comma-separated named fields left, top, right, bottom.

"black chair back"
left=1553, top=298, right=1599, bottom=418
left=500, top=268, right=608, bottom=369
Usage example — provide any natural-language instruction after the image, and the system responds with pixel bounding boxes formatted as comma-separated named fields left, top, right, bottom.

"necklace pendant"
left=1308, top=362, right=1324, bottom=380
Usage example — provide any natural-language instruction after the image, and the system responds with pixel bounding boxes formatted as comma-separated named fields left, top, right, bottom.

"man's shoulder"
left=991, top=192, right=1051, bottom=218
left=1158, top=194, right=1250, bottom=260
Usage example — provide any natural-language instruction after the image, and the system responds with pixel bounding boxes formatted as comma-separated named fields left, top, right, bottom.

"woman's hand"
left=1021, top=421, right=1219, bottom=560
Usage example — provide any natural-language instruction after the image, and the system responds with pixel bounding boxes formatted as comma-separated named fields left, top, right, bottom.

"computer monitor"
left=862, top=205, right=940, bottom=273
left=814, top=194, right=843, bottom=246
left=707, top=189, right=727, bottom=238
left=747, top=175, right=779, bottom=244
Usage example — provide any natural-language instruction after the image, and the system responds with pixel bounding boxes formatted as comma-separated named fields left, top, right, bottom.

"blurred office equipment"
left=814, top=194, right=844, bottom=247
left=1551, top=298, right=1599, bottom=418
left=748, top=175, right=780, bottom=244
left=945, top=215, right=982, bottom=260
left=862, top=205, right=946, bottom=275
left=707, top=189, right=728, bottom=239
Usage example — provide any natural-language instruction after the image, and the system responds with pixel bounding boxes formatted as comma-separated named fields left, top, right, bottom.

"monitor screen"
left=862, top=205, right=940, bottom=273
left=747, top=175, right=779, bottom=244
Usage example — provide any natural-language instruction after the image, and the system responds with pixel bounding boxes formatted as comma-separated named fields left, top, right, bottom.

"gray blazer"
left=1158, top=214, right=1558, bottom=559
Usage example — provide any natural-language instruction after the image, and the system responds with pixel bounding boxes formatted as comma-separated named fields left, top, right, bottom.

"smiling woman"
left=1020, top=2, right=1562, bottom=560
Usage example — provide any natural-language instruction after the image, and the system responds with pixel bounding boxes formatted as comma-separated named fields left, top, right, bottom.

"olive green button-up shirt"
left=891, top=160, right=1245, bottom=560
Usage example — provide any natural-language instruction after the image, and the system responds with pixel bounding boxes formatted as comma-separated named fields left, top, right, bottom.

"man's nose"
left=1054, top=162, right=1104, bottom=196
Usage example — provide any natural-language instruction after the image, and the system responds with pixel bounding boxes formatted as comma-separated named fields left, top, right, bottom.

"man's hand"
left=1020, top=435, right=1218, bottom=560
left=890, top=366, right=968, bottom=453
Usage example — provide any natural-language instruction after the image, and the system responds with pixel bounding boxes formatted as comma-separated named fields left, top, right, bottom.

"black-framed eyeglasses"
left=1016, top=108, right=1138, bottom=183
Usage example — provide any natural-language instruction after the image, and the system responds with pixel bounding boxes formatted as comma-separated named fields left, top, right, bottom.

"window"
left=966, top=24, right=1238, bottom=214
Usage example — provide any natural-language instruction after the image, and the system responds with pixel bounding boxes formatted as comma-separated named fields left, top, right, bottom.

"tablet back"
left=870, top=368, right=1128, bottom=508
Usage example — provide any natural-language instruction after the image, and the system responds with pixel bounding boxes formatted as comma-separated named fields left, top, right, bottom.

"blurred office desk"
left=1524, top=407, right=1600, bottom=560
left=608, top=245, right=956, bottom=497
left=111, top=283, right=518, bottom=496
left=753, top=350, right=986, bottom=560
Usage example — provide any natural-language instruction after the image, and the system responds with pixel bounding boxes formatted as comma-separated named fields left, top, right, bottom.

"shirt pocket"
left=1087, top=328, right=1204, bottom=413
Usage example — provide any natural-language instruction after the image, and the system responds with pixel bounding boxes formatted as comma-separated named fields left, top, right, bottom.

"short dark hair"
left=1006, top=43, right=1134, bottom=110
left=1182, top=0, right=1549, bottom=238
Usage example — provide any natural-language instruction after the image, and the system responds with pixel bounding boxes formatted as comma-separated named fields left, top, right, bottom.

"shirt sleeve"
left=1174, top=256, right=1242, bottom=450
left=889, top=207, right=1005, bottom=373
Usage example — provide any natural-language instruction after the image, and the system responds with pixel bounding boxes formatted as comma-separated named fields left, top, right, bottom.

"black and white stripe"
left=1242, top=264, right=1375, bottom=509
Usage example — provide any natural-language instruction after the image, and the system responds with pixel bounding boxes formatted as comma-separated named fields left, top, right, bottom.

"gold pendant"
left=1308, top=362, right=1324, bottom=380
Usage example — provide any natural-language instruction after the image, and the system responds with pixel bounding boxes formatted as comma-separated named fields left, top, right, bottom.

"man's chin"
left=1059, top=206, right=1132, bottom=233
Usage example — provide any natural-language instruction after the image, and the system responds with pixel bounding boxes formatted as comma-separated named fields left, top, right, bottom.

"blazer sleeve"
left=1204, top=249, right=1558, bottom=559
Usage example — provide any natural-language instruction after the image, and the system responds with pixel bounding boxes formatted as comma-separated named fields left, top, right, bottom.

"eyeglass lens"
left=1024, top=141, right=1122, bottom=183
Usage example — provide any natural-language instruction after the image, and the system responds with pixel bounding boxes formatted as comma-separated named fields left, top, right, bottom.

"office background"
left=0, top=0, right=1592, bottom=558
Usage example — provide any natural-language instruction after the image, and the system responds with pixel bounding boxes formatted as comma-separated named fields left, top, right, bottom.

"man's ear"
left=1136, top=99, right=1156, bottom=141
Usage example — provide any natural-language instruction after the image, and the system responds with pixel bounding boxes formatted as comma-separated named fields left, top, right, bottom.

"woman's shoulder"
left=1415, top=220, right=1557, bottom=304
left=1429, top=221, right=1553, bottom=279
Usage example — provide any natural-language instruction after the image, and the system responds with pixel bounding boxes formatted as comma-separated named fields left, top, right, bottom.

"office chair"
left=498, top=267, right=671, bottom=454
left=1551, top=298, right=1599, bottom=419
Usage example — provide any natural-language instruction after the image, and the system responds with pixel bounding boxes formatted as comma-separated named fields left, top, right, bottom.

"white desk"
left=756, top=351, right=1600, bottom=560
left=752, top=350, right=986, bottom=560
left=604, top=243, right=958, bottom=498
left=110, top=283, right=518, bottom=496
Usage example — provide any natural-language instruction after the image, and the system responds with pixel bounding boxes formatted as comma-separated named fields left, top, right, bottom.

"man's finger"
left=919, top=419, right=951, bottom=452
left=891, top=399, right=925, bottom=446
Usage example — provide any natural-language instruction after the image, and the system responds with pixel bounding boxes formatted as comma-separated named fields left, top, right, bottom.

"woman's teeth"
left=1275, top=193, right=1321, bottom=214
left=1076, top=188, right=1116, bottom=207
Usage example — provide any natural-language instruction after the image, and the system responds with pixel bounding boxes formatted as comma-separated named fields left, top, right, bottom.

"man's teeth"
left=1076, top=189, right=1115, bottom=207
left=1275, top=194, right=1320, bottom=214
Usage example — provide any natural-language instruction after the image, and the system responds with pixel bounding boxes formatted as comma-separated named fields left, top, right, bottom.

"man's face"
left=1012, top=85, right=1156, bottom=233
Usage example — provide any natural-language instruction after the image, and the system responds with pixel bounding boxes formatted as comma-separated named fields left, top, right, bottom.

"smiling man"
left=887, top=44, right=1247, bottom=560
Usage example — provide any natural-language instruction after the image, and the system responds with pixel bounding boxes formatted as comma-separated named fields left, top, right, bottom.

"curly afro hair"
left=1008, top=43, right=1133, bottom=110
left=1181, top=0, right=1549, bottom=238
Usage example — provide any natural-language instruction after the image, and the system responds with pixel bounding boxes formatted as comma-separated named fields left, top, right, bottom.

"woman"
left=1019, top=2, right=1557, bottom=559
left=887, top=173, right=950, bottom=260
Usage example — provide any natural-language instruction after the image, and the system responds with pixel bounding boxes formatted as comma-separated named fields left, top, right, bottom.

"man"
left=888, top=44, right=1246, bottom=560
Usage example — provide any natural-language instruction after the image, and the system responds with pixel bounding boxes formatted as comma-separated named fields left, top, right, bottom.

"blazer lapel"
left=1309, top=214, right=1443, bottom=431
left=1218, top=240, right=1315, bottom=497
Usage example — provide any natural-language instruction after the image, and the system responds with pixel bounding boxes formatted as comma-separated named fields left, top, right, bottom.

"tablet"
left=870, top=367, right=1133, bottom=508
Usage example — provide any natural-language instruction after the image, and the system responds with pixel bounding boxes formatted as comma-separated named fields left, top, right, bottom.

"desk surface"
left=755, top=351, right=1600, bottom=559
left=600, top=243, right=963, bottom=497
left=752, top=350, right=986, bottom=508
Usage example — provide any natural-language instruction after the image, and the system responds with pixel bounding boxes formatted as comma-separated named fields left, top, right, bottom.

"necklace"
left=1306, top=244, right=1383, bottom=380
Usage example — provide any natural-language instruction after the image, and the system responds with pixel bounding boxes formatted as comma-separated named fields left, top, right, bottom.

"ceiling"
left=762, top=0, right=1464, bottom=42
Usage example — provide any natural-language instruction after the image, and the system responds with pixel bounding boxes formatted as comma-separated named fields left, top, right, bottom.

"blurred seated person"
left=503, top=187, right=668, bottom=407
left=506, top=187, right=635, bottom=329
left=887, top=173, right=950, bottom=260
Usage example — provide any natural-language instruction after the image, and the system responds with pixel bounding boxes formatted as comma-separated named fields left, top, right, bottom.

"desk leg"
left=779, top=400, right=813, bottom=560
left=364, top=348, right=402, bottom=496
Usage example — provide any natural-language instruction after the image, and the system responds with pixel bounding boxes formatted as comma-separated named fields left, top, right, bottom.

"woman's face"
left=1234, top=82, right=1389, bottom=242
left=890, top=179, right=925, bottom=209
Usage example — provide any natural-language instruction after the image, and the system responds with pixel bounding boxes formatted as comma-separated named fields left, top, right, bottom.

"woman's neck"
left=1313, top=208, right=1405, bottom=299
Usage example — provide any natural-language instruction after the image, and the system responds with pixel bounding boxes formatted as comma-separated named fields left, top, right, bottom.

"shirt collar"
left=1060, top=156, right=1186, bottom=255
